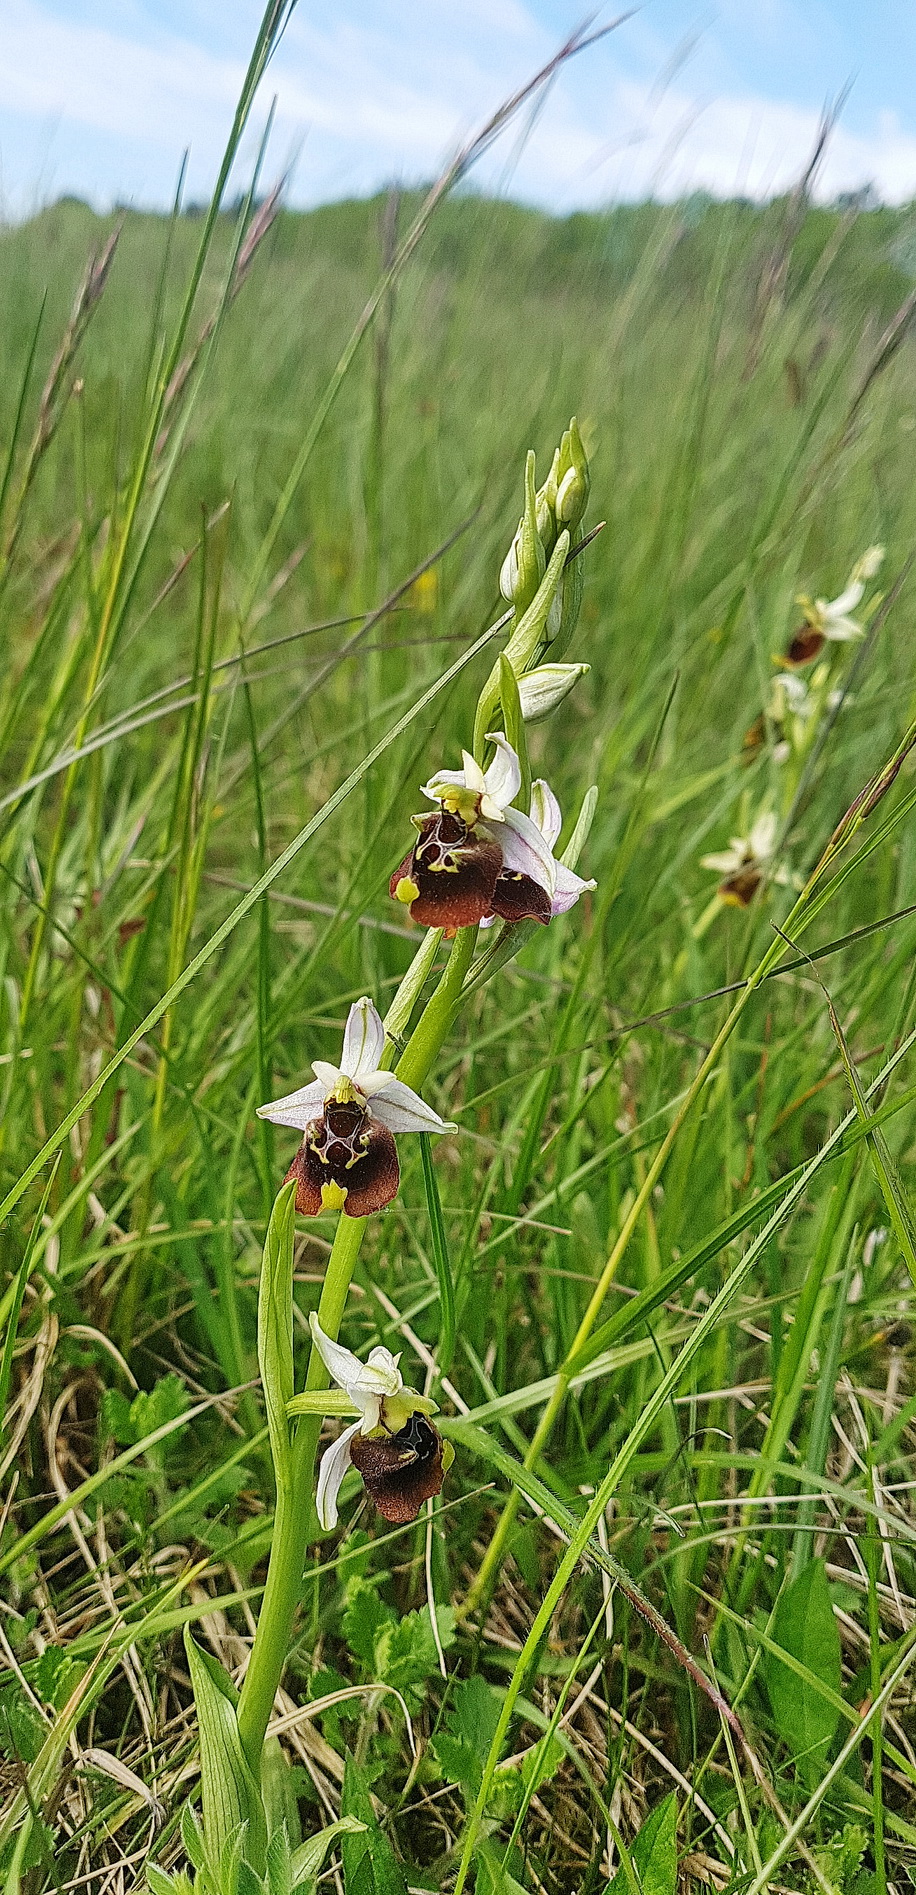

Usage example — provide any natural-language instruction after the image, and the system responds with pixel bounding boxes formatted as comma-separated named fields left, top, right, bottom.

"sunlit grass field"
left=2, top=39, right=916, bottom=1890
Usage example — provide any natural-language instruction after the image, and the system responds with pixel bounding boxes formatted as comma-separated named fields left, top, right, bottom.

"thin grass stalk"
left=466, top=712, right=916, bottom=1612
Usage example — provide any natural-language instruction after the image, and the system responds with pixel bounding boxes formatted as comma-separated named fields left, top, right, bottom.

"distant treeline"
left=34, top=185, right=916, bottom=325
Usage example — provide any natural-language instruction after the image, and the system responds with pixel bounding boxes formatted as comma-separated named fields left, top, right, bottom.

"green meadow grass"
left=2, top=57, right=916, bottom=1891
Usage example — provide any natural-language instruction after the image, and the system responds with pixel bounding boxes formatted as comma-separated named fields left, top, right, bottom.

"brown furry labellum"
left=390, top=808, right=504, bottom=929
left=350, top=1414, right=447, bottom=1523
left=285, top=1098, right=399, bottom=1217
left=719, top=866, right=763, bottom=907
left=783, top=625, right=825, bottom=667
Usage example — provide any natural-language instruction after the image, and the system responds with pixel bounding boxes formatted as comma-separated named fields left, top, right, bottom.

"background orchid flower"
left=784, top=544, right=884, bottom=665
left=700, top=811, right=794, bottom=907
left=309, top=1314, right=450, bottom=1528
left=257, top=997, right=456, bottom=1216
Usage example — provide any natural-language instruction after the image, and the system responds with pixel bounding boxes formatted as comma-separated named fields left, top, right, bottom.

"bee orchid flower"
left=784, top=545, right=884, bottom=666
left=309, top=1314, right=452, bottom=1528
left=257, top=997, right=456, bottom=1216
left=390, top=734, right=522, bottom=929
left=700, top=811, right=795, bottom=907
left=390, top=735, right=595, bottom=929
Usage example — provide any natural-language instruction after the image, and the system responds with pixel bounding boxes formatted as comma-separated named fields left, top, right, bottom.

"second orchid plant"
left=167, top=421, right=599, bottom=1884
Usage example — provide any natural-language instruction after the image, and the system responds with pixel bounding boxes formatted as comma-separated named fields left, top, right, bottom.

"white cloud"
left=0, top=0, right=914, bottom=214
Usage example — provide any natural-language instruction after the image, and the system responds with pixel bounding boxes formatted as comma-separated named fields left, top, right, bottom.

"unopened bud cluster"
left=499, top=418, right=590, bottom=652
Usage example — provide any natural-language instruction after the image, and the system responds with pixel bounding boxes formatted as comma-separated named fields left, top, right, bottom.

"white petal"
left=366, top=1344, right=401, bottom=1378
left=311, top=1059, right=342, bottom=1090
left=421, top=766, right=467, bottom=802
left=551, top=862, right=596, bottom=914
left=516, top=664, right=589, bottom=724
left=309, top=1315, right=364, bottom=1390
left=257, top=1080, right=325, bottom=1129
left=316, top=1419, right=362, bottom=1530
left=356, top=1069, right=397, bottom=1097
left=700, top=848, right=743, bottom=875
left=855, top=545, right=883, bottom=580
left=461, top=750, right=487, bottom=794
left=499, top=539, right=520, bottom=602
left=822, top=578, right=864, bottom=620
left=482, top=734, right=521, bottom=812
left=370, top=1079, right=458, bottom=1136
left=749, top=812, right=778, bottom=858
left=340, top=997, right=386, bottom=1078
left=823, top=616, right=863, bottom=642
left=529, top=779, right=562, bottom=851
left=773, top=672, right=809, bottom=711
left=499, top=806, right=556, bottom=892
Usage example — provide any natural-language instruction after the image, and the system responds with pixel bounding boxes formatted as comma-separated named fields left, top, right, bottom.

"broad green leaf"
left=607, top=1792, right=677, bottom=1895
left=184, top=1629, right=266, bottom=1865
left=265, top=1820, right=292, bottom=1895
left=146, top=1867, right=193, bottom=1895
left=765, top=1559, right=843, bottom=1773
left=340, top=1754, right=407, bottom=1895
left=432, top=1675, right=503, bottom=1799
left=289, top=1816, right=367, bottom=1890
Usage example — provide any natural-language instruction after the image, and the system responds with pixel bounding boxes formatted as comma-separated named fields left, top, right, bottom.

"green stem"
left=237, top=1208, right=366, bottom=1772
left=235, top=923, right=476, bottom=1774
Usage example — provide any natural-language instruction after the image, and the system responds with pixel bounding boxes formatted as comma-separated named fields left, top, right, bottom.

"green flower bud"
left=517, top=662, right=590, bottom=722
left=499, top=450, right=545, bottom=615
left=554, top=416, right=589, bottom=534
left=535, top=447, right=561, bottom=556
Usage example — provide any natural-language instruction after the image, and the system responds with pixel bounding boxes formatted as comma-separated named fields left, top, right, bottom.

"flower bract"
left=309, top=1314, right=451, bottom=1529
left=257, top=997, right=456, bottom=1216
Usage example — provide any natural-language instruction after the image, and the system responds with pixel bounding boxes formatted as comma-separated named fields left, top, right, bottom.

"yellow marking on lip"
left=394, top=875, right=420, bottom=904
left=320, top=1180, right=349, bottom=1210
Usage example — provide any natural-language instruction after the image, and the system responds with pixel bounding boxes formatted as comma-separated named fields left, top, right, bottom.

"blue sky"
left=2, top=1, right=916, bottom=218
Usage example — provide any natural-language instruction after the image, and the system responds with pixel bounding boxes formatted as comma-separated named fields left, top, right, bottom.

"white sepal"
left=340, top=997, right=386, bottom=1078
left=309, top=1313, right=401, bottom=1411
left=369, top=1078, right=457, bottom=1137
left=256, top=1079, right=326, bottom=1129
left=316, top=1419, right=362, bottom=1530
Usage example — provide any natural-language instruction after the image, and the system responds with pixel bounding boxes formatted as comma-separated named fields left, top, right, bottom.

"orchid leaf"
left=498, top=652, right=531, bottom=813
left=289, top=1816, right=367, bottom=1890
left=258, top=1180, right=297, bottom=1488
left=184, top=1630, right=265, bottom=1867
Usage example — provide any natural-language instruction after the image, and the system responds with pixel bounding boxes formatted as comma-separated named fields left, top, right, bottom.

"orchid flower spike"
left=257, top=997, right=456, bottom=1216
left=700, top=811, right=796, bottom=908
left=783, top=545, right=884, bottom=666
left=390, top=735, right=595, bottom=930
left=309, top=1314, right=452, bottom=1529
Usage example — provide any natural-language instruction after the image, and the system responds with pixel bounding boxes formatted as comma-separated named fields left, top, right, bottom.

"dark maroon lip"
left=350, top=1414, right=447, bottom=1524
left=284, top=1100, right=400, bottom=1217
